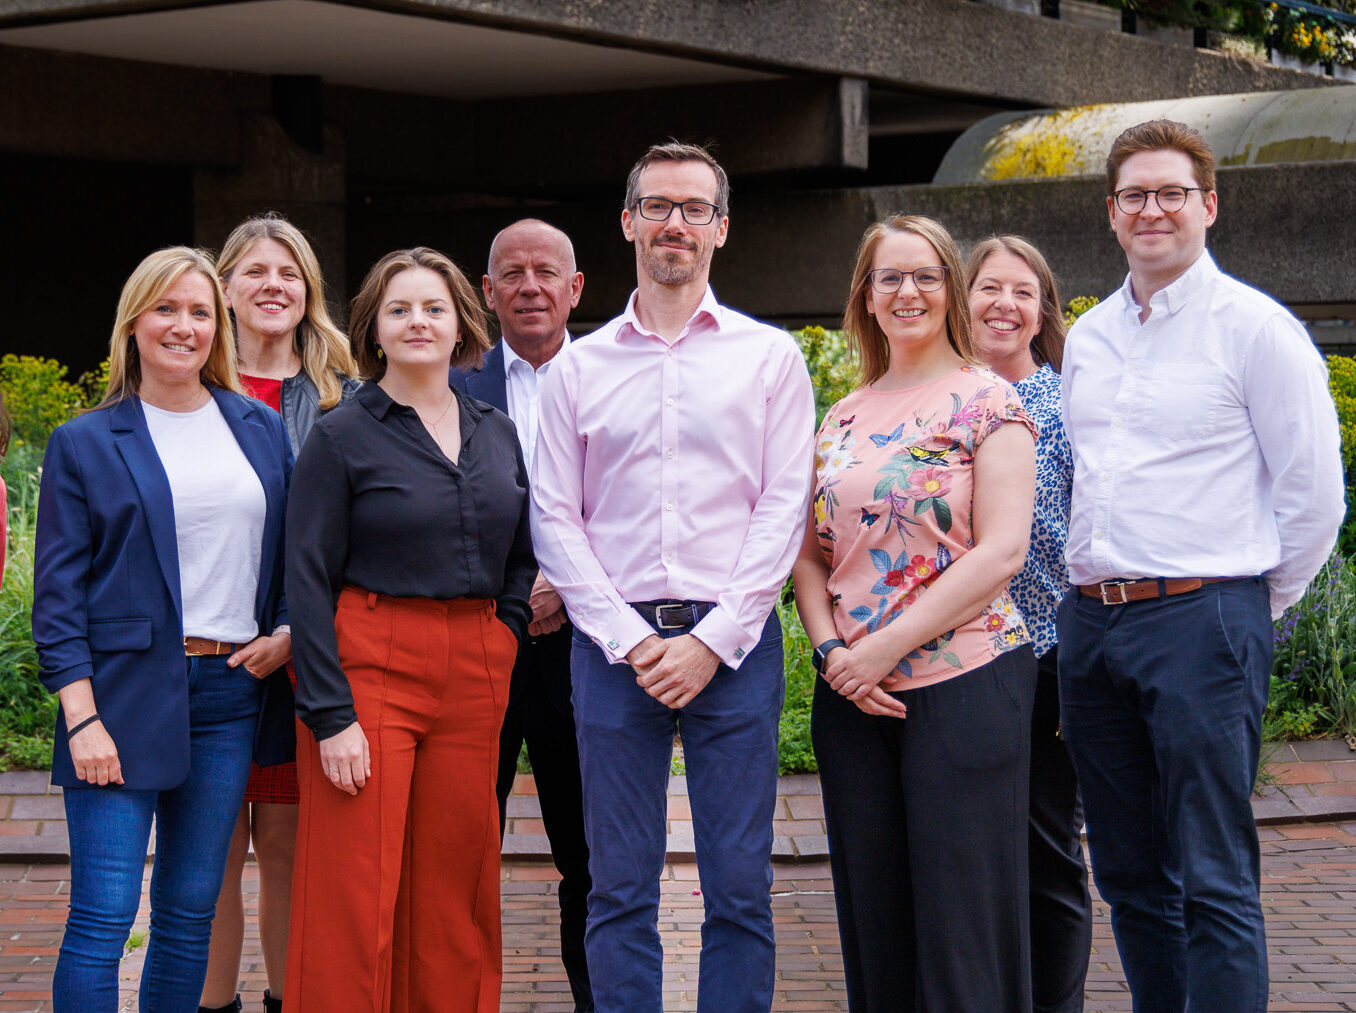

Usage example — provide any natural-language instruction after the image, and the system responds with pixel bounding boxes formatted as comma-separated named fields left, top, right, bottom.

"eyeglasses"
left=633, top=196, right=721, bottom=226
left=1112, top=186, right=1205, bottom=214
left=866, top=266, right=948, bottom=295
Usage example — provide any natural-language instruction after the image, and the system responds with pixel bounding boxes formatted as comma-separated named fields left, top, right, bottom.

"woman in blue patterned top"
left=967, top=236, right=1092, bottom=1013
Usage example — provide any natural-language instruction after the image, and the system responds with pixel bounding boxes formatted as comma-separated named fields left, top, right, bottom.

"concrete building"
left=0, top=0, right=1349, bottom=369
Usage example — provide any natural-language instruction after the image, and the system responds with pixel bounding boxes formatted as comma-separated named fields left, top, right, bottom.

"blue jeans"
left=1057, top=578, right=1271, bottom=1013
left=54, top=654, right=262, bottom=1012
left=571, top=610, right=783, bottom=1013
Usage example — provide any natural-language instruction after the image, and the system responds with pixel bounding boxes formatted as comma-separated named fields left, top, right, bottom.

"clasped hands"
left=823, top=632, right=908, bottom=719
left=627, top=633, right=720, bottom=709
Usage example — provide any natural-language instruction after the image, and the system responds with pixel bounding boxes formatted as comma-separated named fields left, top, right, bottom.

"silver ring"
left=328, top=766, right=339, bottom=776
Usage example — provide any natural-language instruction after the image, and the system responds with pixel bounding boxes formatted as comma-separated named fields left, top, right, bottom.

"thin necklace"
left=417, top=390, right=456, bottom=431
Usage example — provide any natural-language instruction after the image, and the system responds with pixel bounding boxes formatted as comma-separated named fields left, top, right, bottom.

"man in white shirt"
left=449, top=218, right=593, bottom=1011
left=531, top=142, right=814, bottom=1013
left=1059, top=119, right=1344, bottom=1013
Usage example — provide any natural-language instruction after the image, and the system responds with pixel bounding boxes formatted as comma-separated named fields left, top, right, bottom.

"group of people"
left=31, top=120, right=1343, bottom=1013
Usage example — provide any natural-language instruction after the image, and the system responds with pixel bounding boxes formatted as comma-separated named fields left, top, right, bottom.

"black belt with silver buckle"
left=630, top=600, right=716, bottom=630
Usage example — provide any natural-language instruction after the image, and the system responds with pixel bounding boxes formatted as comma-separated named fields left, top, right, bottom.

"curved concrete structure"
left=934, top=87, right=1356, bottom=184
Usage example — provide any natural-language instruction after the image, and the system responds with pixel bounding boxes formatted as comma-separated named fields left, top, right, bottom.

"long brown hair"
left=841, top=214, right=974, bottom=388
left=965, top=235, right=1066, bottom=373
left=217, top=213, right=357, bottom=408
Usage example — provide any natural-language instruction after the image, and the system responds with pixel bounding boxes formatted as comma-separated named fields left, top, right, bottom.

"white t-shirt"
left=144, top=397, right=267, bottom=643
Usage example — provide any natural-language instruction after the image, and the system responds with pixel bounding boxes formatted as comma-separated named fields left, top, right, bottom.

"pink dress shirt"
left=531, top=287, right=815, bottom=668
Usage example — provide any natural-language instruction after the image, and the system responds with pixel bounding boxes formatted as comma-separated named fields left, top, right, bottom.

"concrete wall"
left=1, top=0, right=1336, bottom=108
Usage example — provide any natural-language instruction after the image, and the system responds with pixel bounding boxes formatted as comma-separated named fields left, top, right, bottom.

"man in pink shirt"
left=531, top=141, right=815, bottom=1013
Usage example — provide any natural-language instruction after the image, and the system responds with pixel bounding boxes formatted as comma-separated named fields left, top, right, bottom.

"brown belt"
left=184, top=637, right=239, bottom=656
left=1077, top=577, right=1233, bottom=605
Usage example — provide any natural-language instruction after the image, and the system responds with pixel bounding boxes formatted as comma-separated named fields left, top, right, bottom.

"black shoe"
left=262, top=990, right=282, bottom=1013
left=198, top=998, right=242, bottom=1013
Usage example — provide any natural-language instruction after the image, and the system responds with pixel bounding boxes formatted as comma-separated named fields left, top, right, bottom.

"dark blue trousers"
left=1057, top=578, right=1272, bottom=1013
left=571, top=611, right=783, bottom=1013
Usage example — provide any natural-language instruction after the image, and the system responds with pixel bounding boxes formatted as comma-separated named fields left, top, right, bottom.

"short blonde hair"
left=217, top=213, right=357, bottom=408
left=95, top=247, right=242, bottom=410
left=965, top=235, right=1066, bottom=373
left=842, top=214, right=974, bottom=387
left=348, top=248, right=490, bottom=380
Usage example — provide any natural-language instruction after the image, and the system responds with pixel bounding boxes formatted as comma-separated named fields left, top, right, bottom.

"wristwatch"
left=812, top=638, right=847, bottom=675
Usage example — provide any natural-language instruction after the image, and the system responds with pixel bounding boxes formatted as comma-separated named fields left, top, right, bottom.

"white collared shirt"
left=531, top=286, right=815, bottom=666
left=1062, top=251, right=1344, bottom=617
left=501, top=338, right=551, bottom=478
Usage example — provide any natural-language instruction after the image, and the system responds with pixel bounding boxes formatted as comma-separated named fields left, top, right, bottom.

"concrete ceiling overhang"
left=0, top=0, right=777, bottom=99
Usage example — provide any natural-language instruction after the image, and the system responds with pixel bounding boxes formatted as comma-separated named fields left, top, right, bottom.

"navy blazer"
left=449, top=339, right=509, bottom=415
left=33, top=388, right=292, bottom=790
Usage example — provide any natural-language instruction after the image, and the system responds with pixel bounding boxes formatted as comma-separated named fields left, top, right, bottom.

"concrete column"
left=194, top=112, right=347, bottom=316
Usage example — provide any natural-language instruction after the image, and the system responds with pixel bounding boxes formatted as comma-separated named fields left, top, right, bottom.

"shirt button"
left=1094, top=531, right=1106, bottom=540
left=666, top=397, right=674, bottom=406
left=666, top=501, right=675, bottom=511
left=666, top=448, right=674, bottom=458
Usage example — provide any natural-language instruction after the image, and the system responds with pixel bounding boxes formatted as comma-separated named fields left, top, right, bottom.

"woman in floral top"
left=792, top=215, right=1038, bottom=1011
left=968, top=235, right=1091, bottom=1013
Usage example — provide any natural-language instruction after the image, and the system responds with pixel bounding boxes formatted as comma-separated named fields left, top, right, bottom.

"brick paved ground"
left=1, top=823, right=1355, bottom=1011
left=1, top=741, right=1354, bottom=1011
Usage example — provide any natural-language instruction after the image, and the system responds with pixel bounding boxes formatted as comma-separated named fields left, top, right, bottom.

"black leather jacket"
left=280, top=370, right=362, bottom=457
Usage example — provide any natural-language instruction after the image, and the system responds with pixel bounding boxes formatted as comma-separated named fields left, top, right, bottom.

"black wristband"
left=66, top=714, right=102, bottom=740
left=813, top=638, right=848, bottom=675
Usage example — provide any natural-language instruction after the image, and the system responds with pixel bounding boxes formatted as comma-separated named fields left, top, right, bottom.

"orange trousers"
left=286, top=588, right=516, bottom=1012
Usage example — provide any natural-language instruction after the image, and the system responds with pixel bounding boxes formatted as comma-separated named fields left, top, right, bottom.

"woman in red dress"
left=199, top=214, right=358, bottom=1013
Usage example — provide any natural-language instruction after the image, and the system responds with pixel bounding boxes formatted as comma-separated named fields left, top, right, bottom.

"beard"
left=639, top=233, right=707, bottom=286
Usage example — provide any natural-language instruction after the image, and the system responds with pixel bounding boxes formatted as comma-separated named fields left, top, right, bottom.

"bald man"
left=450, top=219, right=592, bottom=1012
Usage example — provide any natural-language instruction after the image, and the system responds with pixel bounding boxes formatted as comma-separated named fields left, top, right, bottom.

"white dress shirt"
left=531, top=286, right=815, bottom=667
left=1062, top=251, right=1344, bottom=618
left=502, top=338, right=551, bottom=477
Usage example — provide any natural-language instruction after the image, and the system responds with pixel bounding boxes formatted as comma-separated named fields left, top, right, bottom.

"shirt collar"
left=500, top=337, right=554, bottom=376
left=1117, top=249, right=1218, bottom=318
left=617, top=285, right=723, bottom=342
left=358, top=377, right=487, bottom=429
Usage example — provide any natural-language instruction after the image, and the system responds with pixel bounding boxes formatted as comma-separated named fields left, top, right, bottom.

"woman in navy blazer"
left=33, top=247, right=292, bottom=1012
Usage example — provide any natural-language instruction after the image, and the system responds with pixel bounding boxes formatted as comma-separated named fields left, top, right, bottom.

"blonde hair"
left=95, top=247, right=242, bottom=410
left=217, top=213, right=356, bottom=408
left=349, top=248, right=490, bottom=380
left=842, top=214, right=974, bottom=387
left=965, top=235, right=1066, bottom=373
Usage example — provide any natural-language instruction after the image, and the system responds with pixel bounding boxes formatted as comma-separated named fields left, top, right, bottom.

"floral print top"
left=813, top=365, right=1036, bottom=690
left=1009, top=364, right=1072, bottom=658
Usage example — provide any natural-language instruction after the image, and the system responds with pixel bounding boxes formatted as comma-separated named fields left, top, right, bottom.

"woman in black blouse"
left=283, top=247, right=533, bottom=1012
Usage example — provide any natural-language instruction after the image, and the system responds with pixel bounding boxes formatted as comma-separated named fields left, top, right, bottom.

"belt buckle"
left=184, top=637, right=204, bottom=656
left=1099, top=581, right=1131, bottom=605
left=654, top=604, right=691, bottom=629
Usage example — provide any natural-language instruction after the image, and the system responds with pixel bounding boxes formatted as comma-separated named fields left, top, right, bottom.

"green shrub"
left=1064, top=295, right=1100, bottom=329
left=778, top=597, right=817, bottom=774
left=790, top=326, right=856, bottom=424
left=1325, top=355, right=1356, bottom=558
left=1270, top=553, right=1356, bottom=741
left=0, top=355, right=86, bottom=451
left=0, top=471, right=54, bottom=770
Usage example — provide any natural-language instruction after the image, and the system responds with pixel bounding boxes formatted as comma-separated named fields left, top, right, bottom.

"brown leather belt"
left=1077, top=577, right=1233, bottom=605
left=184, top=637, right=239, bottom=656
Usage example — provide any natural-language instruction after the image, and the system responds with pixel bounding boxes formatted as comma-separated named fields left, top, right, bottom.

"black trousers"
left=813, top=646, right=1037, bottom=1013
left=495, top=623, right=594, bottom=1013
left=1029, top=646, right=1092, bottom=1013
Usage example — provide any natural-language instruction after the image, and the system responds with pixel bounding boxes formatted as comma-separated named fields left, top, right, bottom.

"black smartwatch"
left=812, top=638, right=847, bottom=675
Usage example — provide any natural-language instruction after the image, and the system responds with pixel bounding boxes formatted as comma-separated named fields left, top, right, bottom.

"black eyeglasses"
left=866, top=266, right=948, bottom=295
left=633, top=196, right=721, bottom=226
left=1112, top=186, right=1206, bottom=214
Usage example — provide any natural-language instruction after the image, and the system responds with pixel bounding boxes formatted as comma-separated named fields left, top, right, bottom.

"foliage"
left=1326, top=355, right=1356, bottom=558
left=0, top=355, right=86, bottom=451
left=1264, top=0, right=1356, bottom=63
left=1269, top=554, right=1356, bottom=740
left=0, top=471, right=55, bottom=770
left=778, top=595, right=817, bottom=775
left=1064, top=295, right=1100, bottom=329
left=790, top=326, right=857, bottom=424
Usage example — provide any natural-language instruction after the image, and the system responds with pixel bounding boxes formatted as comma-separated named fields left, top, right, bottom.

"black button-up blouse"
left=286, top=381, right=534, bottom=740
